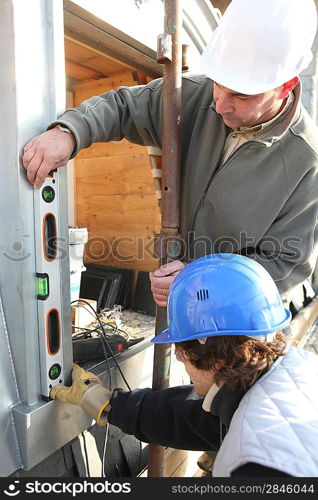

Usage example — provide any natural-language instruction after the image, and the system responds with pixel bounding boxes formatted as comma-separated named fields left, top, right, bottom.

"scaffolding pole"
left=147, top=0, right=182, bottom=478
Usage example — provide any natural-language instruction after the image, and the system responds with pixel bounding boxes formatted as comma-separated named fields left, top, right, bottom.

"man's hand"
left=50, top=363, right=112, bottom=426
left=23, top=127, right=76, bottom=189
left=149, top=260, right=185, bottom=307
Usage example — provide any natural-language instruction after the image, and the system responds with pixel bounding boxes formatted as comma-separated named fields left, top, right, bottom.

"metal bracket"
left=157, top=33, right=172, bottom=64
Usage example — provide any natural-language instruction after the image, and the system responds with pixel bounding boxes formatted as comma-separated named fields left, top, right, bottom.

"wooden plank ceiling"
left=64, top=36, right=132, bottom=87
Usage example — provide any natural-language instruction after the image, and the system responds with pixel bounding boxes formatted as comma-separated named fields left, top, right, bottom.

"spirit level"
left=34, top=176, right=64, bottom=399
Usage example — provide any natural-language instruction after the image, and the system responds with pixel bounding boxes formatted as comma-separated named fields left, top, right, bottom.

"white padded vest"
left=213, top=347, right=318, bottom=477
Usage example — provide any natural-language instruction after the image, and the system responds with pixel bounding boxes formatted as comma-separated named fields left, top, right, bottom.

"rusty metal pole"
left=147, top=0, right=182, bottom=478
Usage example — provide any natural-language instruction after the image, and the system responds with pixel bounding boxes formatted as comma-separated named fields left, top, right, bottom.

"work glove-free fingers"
left=149, top=260, right=185, bottom=307
left=22, top=128, right=75, bottom=189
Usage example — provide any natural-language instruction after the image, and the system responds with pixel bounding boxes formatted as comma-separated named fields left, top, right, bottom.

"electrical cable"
left=72, top=306, right=113, bottom=402
left=71, top=300, right=142, bottom=476
left=72, top=325, right=89, bottom=331
left=71, top=299, right=132, bottom=391
left=72, top=310, right=131, bottom=340
left=72, top=328, right=112, bottom=386
left=100, top=321, right=131, bottom=340
left=102, top=343, right=113, bottom=390
left=71, top=323, right=107, bottom=340
left=72, top=320, right=128, bottom=388
left=75, top=303, right=99, bottom=320
left=72, top=322, right=125, bottom=339
left=72, top=301, right=113, bottom=477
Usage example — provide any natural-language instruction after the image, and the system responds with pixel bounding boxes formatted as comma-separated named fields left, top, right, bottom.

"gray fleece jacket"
left=52, top=75, right=318, bottom=294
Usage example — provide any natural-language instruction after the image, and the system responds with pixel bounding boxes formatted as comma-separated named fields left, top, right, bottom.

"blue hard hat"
left=152, top=254, right=291, bottom=344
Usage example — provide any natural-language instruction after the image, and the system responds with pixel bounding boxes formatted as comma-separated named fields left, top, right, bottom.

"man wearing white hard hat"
left=23, top=1, right=318, bottom=303
left=150, top=0, right=318, bottom=307
left=50, top=255, right=318, bottom=477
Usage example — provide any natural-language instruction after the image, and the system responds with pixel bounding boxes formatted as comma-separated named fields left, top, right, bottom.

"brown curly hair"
left=175, top=333, right=287, bottom=391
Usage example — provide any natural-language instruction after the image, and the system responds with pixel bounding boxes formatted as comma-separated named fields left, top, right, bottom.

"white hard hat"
left=200, top=0, right=317, bottom=95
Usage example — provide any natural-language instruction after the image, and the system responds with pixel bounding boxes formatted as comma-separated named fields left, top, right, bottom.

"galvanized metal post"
left=148, top=0, right=182, bottom=478
left=0, top=0, right=91, bottom=474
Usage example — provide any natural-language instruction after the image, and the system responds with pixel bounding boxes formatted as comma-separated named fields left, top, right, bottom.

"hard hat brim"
left=151, top=308, right=291, bottom=344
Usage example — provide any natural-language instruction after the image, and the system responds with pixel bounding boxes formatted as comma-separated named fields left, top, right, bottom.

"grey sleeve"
left=48, top=78, right=164, bottom=157
left=243, top=168, right=318, bottom=294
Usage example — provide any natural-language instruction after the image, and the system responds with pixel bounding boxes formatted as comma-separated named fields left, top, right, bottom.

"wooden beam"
left=63, top=1, right=163, bottom=78
left=64, top=38, right=128, bottom=75
left=65, top=60, right=104, bottom=80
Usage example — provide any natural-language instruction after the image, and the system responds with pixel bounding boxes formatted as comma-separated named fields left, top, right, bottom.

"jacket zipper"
left=190, top=140, right=264, bottom=234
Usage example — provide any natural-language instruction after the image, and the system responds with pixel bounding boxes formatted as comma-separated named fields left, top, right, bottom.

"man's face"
left=176, top=349, right=216, bottom=396
left=213, top=82, right=285, bottom=129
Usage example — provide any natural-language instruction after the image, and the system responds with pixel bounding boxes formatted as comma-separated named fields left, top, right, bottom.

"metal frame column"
left=0, top=0, right=89, bottom=474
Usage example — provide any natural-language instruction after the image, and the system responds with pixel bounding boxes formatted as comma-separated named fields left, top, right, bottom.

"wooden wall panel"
left=76, top=156, right=158, bottom=196
left=74, top=71, right=160, bottom=272
left=78, top=194, right=160, bottom=231
left=73, top=71, right=140, bottom=104
left=83, top=229, right=156, bottom=271
left=77, top=138, right=143, bottom=159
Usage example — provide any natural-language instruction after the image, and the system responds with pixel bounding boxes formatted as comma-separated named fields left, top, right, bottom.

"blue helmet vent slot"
left=197, top=289, right=209, bottom=301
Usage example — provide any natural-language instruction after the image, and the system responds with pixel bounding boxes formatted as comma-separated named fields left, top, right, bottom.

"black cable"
left=72, top=300, right=138, bottom=476
left=72, top=320, right=129, bottom=340
left=99, top=321, right=131, bottom=338
left=72, top=331, right=92, bottom=340
left=102, top=340, right=113, bottom=390
left=72, top=321, right=129, bottom=388
left=71, top=299, right=131, bottom=391
left=72, top=322, right=111, bottom=339
left=72, top=307, right=113, bottom=387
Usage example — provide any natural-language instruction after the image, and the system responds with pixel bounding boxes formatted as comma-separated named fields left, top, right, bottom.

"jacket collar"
left=203, top=383, right=248, bottom=429
left=204, top=351, right=289, bottom=428
left=211, top=81, right=302, bottom=147
left=259, top=82, right=302, bottom=144
left=202, top=383, right=222, bottom=412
